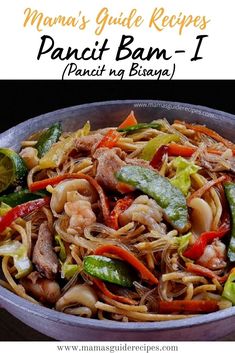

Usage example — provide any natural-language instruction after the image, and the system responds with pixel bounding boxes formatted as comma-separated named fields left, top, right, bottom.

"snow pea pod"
left=222, top=270, right=235, bottom=305
left=83, top=255, right=136, bottom=287
left=36, top=122, right=62, bottom=158
left=117, top=122, right=161, bottom=133
left=0, top=189, right=48, bottom=207
left=116, top=166, right=189, bottom=233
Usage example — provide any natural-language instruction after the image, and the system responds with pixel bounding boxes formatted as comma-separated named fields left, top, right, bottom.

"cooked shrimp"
left=21, top=271, right=60, bottom=304
left=50, top=179, right=98, bottom=214
left=19, top=147, right=39, bottom=169
left=119, top=195, right=165, bottom=232
left=64, top=199, right=96, bottom=234
left=197, top=239, right=226, bottom=270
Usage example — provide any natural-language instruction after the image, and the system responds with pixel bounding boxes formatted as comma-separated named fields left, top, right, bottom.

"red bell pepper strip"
left=150, top=145, right=169, bottom=169
left=29, top=173, right=110, bottom=222
left=185, top=263, right=228, bottom=283
left=118, top=111, right=138, bottom=129
left=106, top=196, right=133, bottom=230
left=0, top=197, right=50, bottom=233
left=183, top=218, right=230, bottom=260
left=158, top=300, right=219, bottom=314
left=96, top=129, right=120, bottom=149
left=92, top=277, right=136, bottom=305
left=94, top=245, right=158, bottom=285
left=187, top=175, right=228, bottom=205
left=175, top=120, right=235, bottom=150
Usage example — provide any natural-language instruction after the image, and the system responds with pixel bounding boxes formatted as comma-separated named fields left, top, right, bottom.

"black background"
left=0, top=80, right=234, bottom=133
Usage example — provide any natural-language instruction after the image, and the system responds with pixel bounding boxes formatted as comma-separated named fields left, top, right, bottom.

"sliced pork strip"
left=75, top=133, right=103, bottom=154
left=93, top=147, right=126, bottom=191
left=33, top=222, right=59, bottom=280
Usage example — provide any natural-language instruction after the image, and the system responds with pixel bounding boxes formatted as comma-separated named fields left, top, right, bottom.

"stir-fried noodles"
left=0, top=111, right=235, bottom=322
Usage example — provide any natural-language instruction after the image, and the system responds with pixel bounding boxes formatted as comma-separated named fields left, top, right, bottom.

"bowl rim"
left=0, top=99, right=235, bottom=332
left=1, top=99, right=235, bottom=141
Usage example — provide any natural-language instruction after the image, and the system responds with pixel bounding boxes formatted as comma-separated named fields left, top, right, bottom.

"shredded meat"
left=76, top=133, right=103, bottom=154
left=33, top=222, right=59, bottom=279
left=93, top=147, right=126, bottom=191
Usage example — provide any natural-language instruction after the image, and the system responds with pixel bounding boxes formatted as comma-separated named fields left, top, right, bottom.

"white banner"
left=0, top=0, right=234, bottom=79
left=0, top=341, right=234, bottom=353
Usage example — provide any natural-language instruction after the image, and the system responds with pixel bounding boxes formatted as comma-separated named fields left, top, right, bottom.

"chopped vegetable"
left=0, top=189, right=48, bottom=207
left=106, top=196, right=133, bottom=230
left=96, top=129, right=120, bottom=149
left=222, top=269, right=235, bottom=305
left=29, top=173, right=110, bottom=223
left=183, top=218, right=230, bottom=260
left=175, top=120, right=235, bottom=150
left=150, top=145, right=168, bottom=169
left=55, top=235, right=66, bottom=262
left=94, top=245, right=158, bottom=285
left=118, top=111, right=138, bottom=129
left=92, top=277, right=136, bottom=305
left=0, top=203, right=13, bottom=237
left=0, top=202, right=11, bottom=216
left=39, top=121, right=90, bottom=169
left=35, top=122, right=62, bottom=158
left=0, top=240, right=32, bottom=278
left=168, top=144, right=196, bottom=157
left=61, top=263, right=80, bottom=280
left=140, top=134, right=180, bottom=161
left=158, top=300, right=219, bottom=314
left=187, top=175, right=227, bottom=204
left=0, top=197, right=50, bottom=233
left=118, top=122, right=161, bottom=133
left=170, top=157, right=201, bottom=195
left=0, top=148, right=27, bottom=193
left=176, top=232, right=192, bottom=261
left=116, top=166, right=189, bottom=232
left=84, top=255, right=136, bottom=287
left=224, top=182, right=235, bottom=262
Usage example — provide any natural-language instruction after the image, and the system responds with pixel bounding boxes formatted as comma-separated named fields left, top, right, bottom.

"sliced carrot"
left=92, top=278, right=136, bottom=305
left=158, top=300, right=219, bottom=314
left=29, top=173, right=110, bottom=222
left=118, top=111, right=138, bottom=129
left=186, top=263, right=228, bottom=283
left=116, top=182, right=135, bottom=194
left=175, top=120, right=235, bottom=150
left=94, top=245, right=158, bottom=285
left=187, top=175, right=227, bottom=204
left=96, top=129, right=120, bottom=149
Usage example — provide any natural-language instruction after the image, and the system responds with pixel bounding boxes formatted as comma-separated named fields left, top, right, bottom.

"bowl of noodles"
left=0, top=100, right=234, bottom=341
